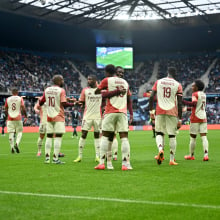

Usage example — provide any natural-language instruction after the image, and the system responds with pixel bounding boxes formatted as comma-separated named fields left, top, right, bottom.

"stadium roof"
left=2, top=0, right=220, bottom=27
left=16, top=0, right=220, bottom=20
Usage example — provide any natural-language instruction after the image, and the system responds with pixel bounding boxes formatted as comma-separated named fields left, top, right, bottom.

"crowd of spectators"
left=0, top=48, right=220, bottom=125
left=206, top=59, right=220, bottom=93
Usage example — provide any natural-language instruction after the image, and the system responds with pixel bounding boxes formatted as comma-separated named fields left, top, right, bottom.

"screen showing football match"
left=96, top=47, right=133, bottom=69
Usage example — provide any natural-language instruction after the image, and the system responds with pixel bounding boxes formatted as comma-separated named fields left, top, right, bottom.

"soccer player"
left=94, top=64, right=133, bottom=170
left=182, top=80, right=209, bottom=161
left=39, top=75, right=75, bottom=164
left=149, top=67, right=183, bottom=166
left=34, top=100, right=47, bottom=156
left=73, top=75, right=124, bottom=163
left=34, top=98, right=65, bottom=158
left=71, top=108, right=80, bottom=138
left=73, top=75, right=102, bottom=163
left=144, top=90, right=156, bottom=138
left=108, top=66, right=133, bottom=161
left=5, top=87, right=27, bottom=153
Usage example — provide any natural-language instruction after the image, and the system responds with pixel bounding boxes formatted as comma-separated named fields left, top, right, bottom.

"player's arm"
left=95, top=78, right=108, bottom=94
left=127, top=95, right=133, bottom=124
left=177, top=94, right=183, bottom=129
left=39, top=93, right=46, bottom=106
left=34, top=101, right=40, bottom=114
left=182, top=99, right=197, bottom=107
left=149, top=90, right=156, bottom=119
left=21, top=99, right=28, bottom=124
left=101, top=88, right=126, bottom=98
left=4, top=100, right=8, bottom=119
left=62, top=101, right=76, bottom=108
left=74, top=100, right=84, bottom=108
left=61, top=90, right=76, bottom=108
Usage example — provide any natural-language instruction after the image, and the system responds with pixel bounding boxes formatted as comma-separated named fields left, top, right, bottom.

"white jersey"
left=41, top=85, right=66, bottom=122
left=152, top=77, right=182, bottom=117
left=5, top=96, right=24, bottom=120
left=190, top=91, right=207, bottom=123
left=98, top=76, right=130, bottom=114
left=79, top=87, right=102, bottom=120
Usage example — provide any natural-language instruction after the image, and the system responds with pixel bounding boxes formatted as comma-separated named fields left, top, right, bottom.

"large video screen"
left=96, top=47, right=133, bottom=69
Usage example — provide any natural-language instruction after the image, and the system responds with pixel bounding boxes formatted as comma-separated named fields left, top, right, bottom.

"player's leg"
left=44, top=122, right=54, bottom=163
left=185, top=123, right=198, bottom=160
left=7, top=121, right=15, bottom=153
left=118, top=113, right=132, bottom=170
left=167, top=116, right=178, bottom=165
left=95, top=131, right=114, bottom=169
left=95, top=114, right=115, bottom=170
left=200, top=122, right=209, bottom=161
left=37, top=123, right=46, bottom=156
left=2, top=124, right=5, bottom=136
left=112, top=135, right=118, bottom=160
left=151, top=119, right=156, bottom=138
left=52, top=122, right=66, bottom=164
left=74, top=130, right=88, bottom=162
left=155, top=115, right=165, bottom=165
left=93, top=119, right=102, bottom=162
left=74, top=119, right=91, bottom=162
left=14, top=121, right=23, bottom=153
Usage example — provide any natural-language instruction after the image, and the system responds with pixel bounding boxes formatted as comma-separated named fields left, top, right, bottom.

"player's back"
left=155, top=77, right=182, bottom=116
left=6, top=96, right=22, bottom=119
left=105, top=76, right=129, bottom=114
left=44, top=86, right=65, bottom=121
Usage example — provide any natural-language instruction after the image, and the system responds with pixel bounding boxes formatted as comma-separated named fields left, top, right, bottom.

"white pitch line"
left=0, top=190, right=219, bottom=209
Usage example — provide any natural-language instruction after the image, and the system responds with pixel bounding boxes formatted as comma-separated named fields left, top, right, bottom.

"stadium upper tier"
left=0, top=49, right=219, bottom=95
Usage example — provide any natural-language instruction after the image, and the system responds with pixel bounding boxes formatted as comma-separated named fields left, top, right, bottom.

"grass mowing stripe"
left=0, top=190, right=219, bottom=210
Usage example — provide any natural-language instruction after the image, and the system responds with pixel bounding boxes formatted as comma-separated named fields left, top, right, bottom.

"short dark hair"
left=168, top=67, right=176, bottom=76
left=116, top=66, right=123, bottom=71
left=11, top=87, right=18, bottom=95
left=88, top=75, right=97, bottom=81
left=52, top=75, right=63, bottom=85
left=195, top=79, right=205, bottom=91
left=105, top=64, right=116, bottom=76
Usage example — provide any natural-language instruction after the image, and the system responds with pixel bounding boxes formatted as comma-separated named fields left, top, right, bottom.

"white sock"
left=45, top=137, right=52, bottom=158
left=78, top=137, right=86, bottom=158
left=9, top=133, right=15, bottom=149
left=16, top=132, right=22, bottom=147
left=169, top=137, right=176, bottom=162
left=201, top=136, right=209, bottom=157
left=37, top=137, right=43, bottom=153
left=94, top=138, right=100, bottom=158
left=121, top=138, right=130, bottom=166
left=99, top=136, right=109, bottom=164
left=156, top=135, right=163, bottom=151
left=112, top=138, right=118, bottom=158
left=53, top=137, right=62, bottom=160
left=189, top=137, right=196, bottom=156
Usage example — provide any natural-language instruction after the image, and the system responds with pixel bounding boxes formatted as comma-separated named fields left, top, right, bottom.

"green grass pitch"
left=0, top=130, right=220, bottom=220
left=97, top=50, right=133, bottom=68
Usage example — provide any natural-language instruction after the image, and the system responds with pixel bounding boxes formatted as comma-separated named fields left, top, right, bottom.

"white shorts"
left=102, top=113, right=128, bottom=132
left=46, top=121, right=65, bottom=134
left=155, top=115, right=178, bottom=136
left=190, top=122, right=208, bottom=134
left=81, top=119, right=101, bottom=132
left=7, top=120, right=23, bottom=133
left=39, top=123, right=47, bottom=134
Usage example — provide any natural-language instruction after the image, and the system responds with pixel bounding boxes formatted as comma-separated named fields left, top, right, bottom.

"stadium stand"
left=0, top=48, right=220, bottom=126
